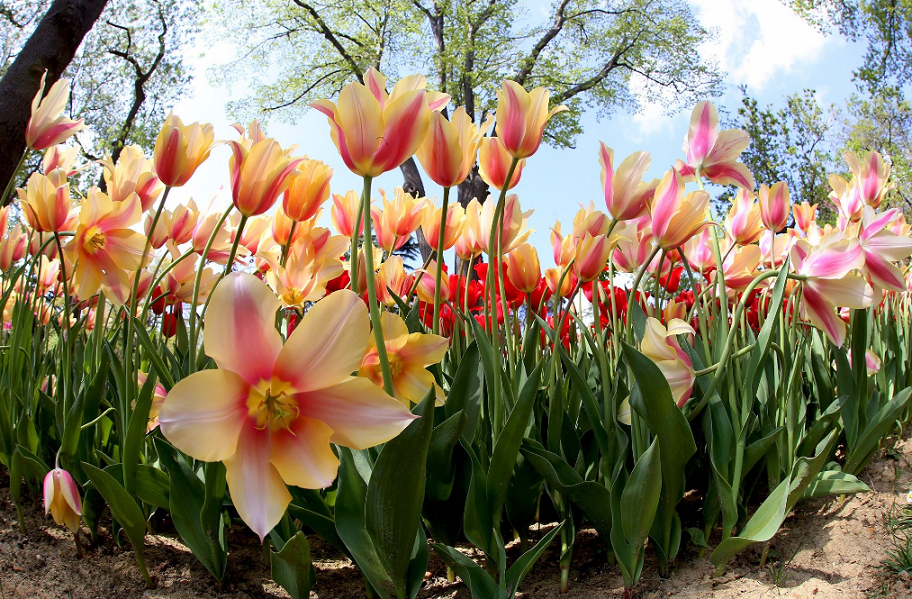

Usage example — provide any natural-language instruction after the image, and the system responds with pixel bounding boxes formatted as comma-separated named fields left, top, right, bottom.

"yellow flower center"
left=283, top=288, right=305, bottom=307
left=83, top=226, right=106, bottom=254
left=247, top=380, right=298, bottom=431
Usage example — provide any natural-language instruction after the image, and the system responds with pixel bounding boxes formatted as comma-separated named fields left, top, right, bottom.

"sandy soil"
left=1, top=432, right=910, bottom=599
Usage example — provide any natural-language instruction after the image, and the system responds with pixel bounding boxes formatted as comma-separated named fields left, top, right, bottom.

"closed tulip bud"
left=153, top=113, right=215, bottom=187
left=416, top=107, right=491, bottom=187
left=573, top=233, right=613, bottom=283
left=416, top=260, right=450, bottom=303
left=600, top=143, right=655, bottom=221
left=145, top=211, right=169, bottom=249
left=758, top=182, right=790, bottom=232
left=793, top=201, right=818, bottom=233
left=421, top=201, right=465, bottom=252
left=312, top=68, right=448, bottom=177
left=478, top=194, right=533, bottom=255
left=376, top=256, right=411, bottom=307
left=43, top=468, right=82, bottom=533
left=478, top=137, right=525, bottom=190
left=505, top=243, right=541, bottom=293
left=100, top=145, right=164, bottom=212
left=725, top=187, right=763, bottom=245
left=550, top=222, right=576, bottom=268
left=572, top=201, right=611, bottom=239
left=283, top=159, right=332, bottom=222
left=165, top=198, right=199, bottom=245
left=26, top=73, right=85, bottom=150
left=331, top=190, right=363, bottom=237
left=545, top=266, right=576, bottom=298
left=229, top=137, right=302, bottom=217
left=650, top=168, right=710, bottom=250
left=0, top=205, right=8, bottom=236
left=17, top=170, right=72, bottom=233
left=495, top=80, right=567, bottom=159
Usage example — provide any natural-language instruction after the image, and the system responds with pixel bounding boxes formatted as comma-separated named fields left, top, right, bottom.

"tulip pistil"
left=83, top=226, right=107, bottom=254
left=248, top=383, right=299, bottom=431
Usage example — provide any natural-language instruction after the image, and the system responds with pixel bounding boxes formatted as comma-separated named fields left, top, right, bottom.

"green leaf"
left=365, top=391, right=436, bottom=598
left=270, top=532, right=314, bottom=599
left=445, top=342, right=483, bottom=443
left=15, top=445, right=49, bottom=481
left=505, top=522, right=564, bottom=594
left=844, top=387, right=911, bottom=474
left=741, top=263, right=789, bottom=403
left=802, top=470, right=870, bottom=499
left=558, top=346, right=610, bottom=455
left=612, top=438, right=662, bottom=588
left=155, top=439, right=227, bottom=580
left=82, top=463, right=147, bottom=558
left=335, top=447, right=394, bottom=598
left=430, top=543, right=499, bottom=599
left=122, top=369, right=157, bottom=495
left=426, top=411, right=467, bottom=501
left=132, top=317, right=176, bottom=390
left=486, top=363, right=542, bottom=528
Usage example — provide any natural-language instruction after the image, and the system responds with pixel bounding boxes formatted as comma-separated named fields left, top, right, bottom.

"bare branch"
left=291, top=0, right=363, bottom=81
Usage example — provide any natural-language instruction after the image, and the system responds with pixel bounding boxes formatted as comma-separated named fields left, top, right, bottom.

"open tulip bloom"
left=159, top=273, right=415, bottom=540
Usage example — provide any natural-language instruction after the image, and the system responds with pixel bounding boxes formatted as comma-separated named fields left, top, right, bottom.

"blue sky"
left=169, top=0, right=866, bottom=263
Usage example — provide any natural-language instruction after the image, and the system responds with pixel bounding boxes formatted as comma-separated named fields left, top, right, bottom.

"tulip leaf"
left=803, top=470, right=870, bottom=499
left=740, top=262, right=789, bottom=404
left=612, top=437, right=662, bottom=588
left=844, top=387, right=911, bottom=474
left=486, top=363, right=542, bottom=529
left=15, top=445, right=49, bottom=481
left=61, top=351, right=108, bottom=457
left=558, top=346, right=610, bottom=455
left=623, top=342, right=696, bottom=567
left=365, top=391, right=436, bottom=598
left=445, top=342, right=483, bottom=443
left=335, top=447, right=394, bottom=597
left=155, top=439, right=227, bottom=580
left=711, top=429, right=839, bottom=570
left=431, top=543, right=499, bottom=599
left=505, top=521, right=564, bottom=594
left=82, top=462, right=147, bottom=564
left=270, top=531, right=315, bottom=599
left=122, top=368, right=157, bottom=496
left=286, top=502, right=346, bottom=556
left=426, top=411, right=467, bottom=500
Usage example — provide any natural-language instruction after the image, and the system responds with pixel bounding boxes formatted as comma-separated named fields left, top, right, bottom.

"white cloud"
left=691, top=0, right=829, bottom=90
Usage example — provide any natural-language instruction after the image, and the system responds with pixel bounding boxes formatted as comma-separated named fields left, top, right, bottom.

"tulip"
left=793, top=201, right=818, bottom=234
left=371, top=188, right=427, bottom=254
left=153, top=113, right=215, bottom=187
left=0, top=225, right=27, bottom=272
left=161, top=249, right=219, bottom=306
left=455, top=198, right=485, bottom=260
left=613, top=217, right=654, bottom=273
left=791, top=235, right=873, bottom=346
left=572, top=201, right=612, bottom=239
left=857, top=207, right=912, bottom=291
left=331, top=190, right=363, bottom=238
left=545, top=266, right=576, bottom=298
left=495, top=80, right=568, bottom=159
left=359, top=311, right=448, bottom=405
left=283, top=159, right=332, bottom=222
left=550, top=221, right=576, bottom=269
left=421, top=200, right=465, bottom=252
left=26, top=73, right=85, bottom=150
left=828, top=174, right=863, bottom=223
left=650, top=168, right=709, bottom=250
left=36, top=255, right=61, bottom=293
left=165, top=198, right=200, bottom=245
left=228, top=135, right=302, bottom=217
left=844, top=150, right=893, bottom=208
left=416, top=107, right=492, bottom=187
left=600, top=143, right=656, bottom=221
left=159, top=273, right=416, bottom=540
left=415, top=260, right=451, bottom=304
left=477, top=194, right=533, bottom=255
left=725, top=187, right=763, bottom=245
left=758, top=182, right=790, bottom=232
left=478, top=137, right=525, bottom=190
left=43, top=468, right=82, bottom=532
left=375, top=256, right=411, bottom=307
left=682, top=226, right=716, bottom=273
left=65, top=190, right=148, bottom=303
left=641, top=317, right=696, bottom=408
left=574, top=233, right=613, bottom=283
left=17, top=171, right=72, bottom=232
left=192, top=210, right=235, bottom=265
left=312, top=68, right=448, bottom=177
left=144, top=210, right=170, bottom=249
left=722, top=244, right=761, bottom=292
left=100, top=145, right=164, bottom=211
left=676, top=101, right=754, bottom=189
left=506, top=243, right=541, bottom=293
left=760, top=229, right=797, bottom=267
left=42, top=144, right=79, bottom=175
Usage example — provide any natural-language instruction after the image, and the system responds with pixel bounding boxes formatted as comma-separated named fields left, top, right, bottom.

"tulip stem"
left=626, top=245, right=661, bottom=336
left=351, top=193, right=366, bottom=295
left=361, top=176, right=395, bottom=397
left=188, top=205, right=234, bottom=375
left=281, top=220, right=298, bottom=268
left=224, top=214, right=248, bottom=276
left=432, top=186, right=450, bottom=335
left=53, top=231, right=73, bottom=408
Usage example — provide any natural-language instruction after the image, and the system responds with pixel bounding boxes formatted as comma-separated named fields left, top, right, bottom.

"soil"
left=2, top=432, right=911, bottom=599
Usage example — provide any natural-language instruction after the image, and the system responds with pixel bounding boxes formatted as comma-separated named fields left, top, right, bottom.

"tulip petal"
left=275, top=289, right=369, bottom=392
left=224, top=421, right=291, bottom=541
left=297, top=377, right=416, bottom=449
left=862, top=251, right=906, bottom=291
left=158, top=369, right=250, bottom=461
left=204, top=272, right=282, bottom=385
left=685, top=101, right=719, bottom=165
left=336, top=83, right=383, bottom=175
left=701, top=161, right=755, bottom=190
left=270, top=417, right=339, bottom=489
left=374, top=90, right=430, bottom=174
left=801, top=283, right=847, bottom=346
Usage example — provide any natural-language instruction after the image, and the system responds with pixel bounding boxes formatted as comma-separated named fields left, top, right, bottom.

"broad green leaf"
left=844, top=387, right=911, bottom=474
left=270, top=532, right=314, bottom=599
left=445, top=342, right=483, bottom=443
left=802, top=470, right=870, bottom=499
left=505, top=521, right=564, bottom=593
left=82, top=463, right=147, bottom=560
left=431, top=543, right=499, bottom=599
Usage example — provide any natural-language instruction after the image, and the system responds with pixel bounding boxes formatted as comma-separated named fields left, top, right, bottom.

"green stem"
left=281, top=220, right=298, bottom=268
left=360, top=176, right=394, bottom=396
left=432, top=187, right=450, bottom=335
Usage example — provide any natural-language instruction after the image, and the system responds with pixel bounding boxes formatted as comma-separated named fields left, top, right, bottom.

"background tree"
left=209, top=0, right=722, bottom=257
left=0, top=0, right=197, bottom=196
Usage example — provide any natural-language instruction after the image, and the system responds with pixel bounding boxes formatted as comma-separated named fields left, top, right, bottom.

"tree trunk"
left=0, top=0, right=109, bottom=203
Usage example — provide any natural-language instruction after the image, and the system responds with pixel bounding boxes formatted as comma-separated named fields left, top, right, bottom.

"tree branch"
left=291, top=0, right=363, bottom=81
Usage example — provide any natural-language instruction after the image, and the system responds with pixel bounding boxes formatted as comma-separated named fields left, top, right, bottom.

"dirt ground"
left=1, top=432, right=911, bottom=599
